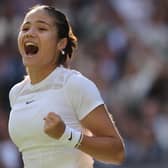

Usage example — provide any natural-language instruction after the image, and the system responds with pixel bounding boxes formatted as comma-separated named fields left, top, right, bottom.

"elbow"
left=115, top=146, right=125, bottom=165
left=101, top=140, right=125, bottom=165
left=105, top=140, right=125, bottom=165
left=113, top=142, right=125, bottom=165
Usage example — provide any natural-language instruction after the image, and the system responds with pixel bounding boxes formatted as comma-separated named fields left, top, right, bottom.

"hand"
left=43, top=112, right=65, bottom=139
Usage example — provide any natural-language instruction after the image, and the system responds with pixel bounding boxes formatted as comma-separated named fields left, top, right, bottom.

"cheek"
left=17, top=33, right=24, bottom=54
left=38, top=36, right=57, bottom=64
left=42, top=36, right=57, bottom=53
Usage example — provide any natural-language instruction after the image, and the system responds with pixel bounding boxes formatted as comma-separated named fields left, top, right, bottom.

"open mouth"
left=24, top=42, right=39, bottom=55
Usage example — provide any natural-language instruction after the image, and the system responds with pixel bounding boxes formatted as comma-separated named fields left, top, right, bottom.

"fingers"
left=44, top=112, right=58, bottom=129
left=44, top=112, right=57, bottom=130
left=44, top=112, right=59, bottom=121
left=43, top=112, right=65, bottom=139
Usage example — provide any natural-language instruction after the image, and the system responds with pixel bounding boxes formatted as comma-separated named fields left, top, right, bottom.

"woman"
left=8, top=5, right=125, bottom=168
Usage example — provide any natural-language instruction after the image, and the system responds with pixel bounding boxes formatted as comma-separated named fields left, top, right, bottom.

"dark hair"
left=28, top=5, right=78, bottom=66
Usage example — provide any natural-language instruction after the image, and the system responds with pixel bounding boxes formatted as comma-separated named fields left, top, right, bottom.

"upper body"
left=9, top=66, right=103, bottom=168
left=8, top=5, right=125, bottom=168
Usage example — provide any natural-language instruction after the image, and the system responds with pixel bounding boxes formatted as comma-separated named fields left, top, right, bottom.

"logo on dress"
left=26, top=100, right=35, bottom=104
left=68, top=131, right=73, bottom=141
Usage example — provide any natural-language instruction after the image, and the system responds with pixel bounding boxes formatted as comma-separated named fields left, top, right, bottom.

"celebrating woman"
left=8, top=5, right=125, bottom=168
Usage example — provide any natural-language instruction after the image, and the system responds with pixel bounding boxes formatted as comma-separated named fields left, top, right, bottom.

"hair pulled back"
left=28, top=5, right=78, bottom=66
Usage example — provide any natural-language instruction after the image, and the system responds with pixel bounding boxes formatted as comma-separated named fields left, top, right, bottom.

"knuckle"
left=48, top=112, right=53, bottom=116
left=44, top=128, right=48, bottom=133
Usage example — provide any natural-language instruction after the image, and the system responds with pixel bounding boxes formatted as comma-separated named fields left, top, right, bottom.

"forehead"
left=23, top=8, right=54, bottom=24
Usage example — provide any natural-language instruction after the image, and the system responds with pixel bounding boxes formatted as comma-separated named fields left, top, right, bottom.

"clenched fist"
left=43, top=112, right=66, bottom=139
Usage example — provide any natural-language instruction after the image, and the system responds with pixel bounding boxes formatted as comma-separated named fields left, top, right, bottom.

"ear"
left=57, top=38, right=67, bottom=51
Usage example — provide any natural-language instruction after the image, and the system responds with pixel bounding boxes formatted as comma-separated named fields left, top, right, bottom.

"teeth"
left=25, top=42, right=37, bottom=47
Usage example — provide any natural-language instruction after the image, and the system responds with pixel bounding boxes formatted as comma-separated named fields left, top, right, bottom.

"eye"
left=38, top=27, right=47, bottom=31
left=21, top=27, right=29, bottom=32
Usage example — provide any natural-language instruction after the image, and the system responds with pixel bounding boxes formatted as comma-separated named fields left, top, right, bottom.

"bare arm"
left=44, top=105, right=125, bottom=164
left=78, top=104, right=125, bottom=164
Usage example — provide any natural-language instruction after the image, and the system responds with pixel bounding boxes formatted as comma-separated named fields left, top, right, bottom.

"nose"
left=24, top=27, right=37, bottom=38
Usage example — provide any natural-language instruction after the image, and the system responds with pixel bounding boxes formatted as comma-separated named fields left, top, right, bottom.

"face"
left=18, top=8, right=60, bottom=69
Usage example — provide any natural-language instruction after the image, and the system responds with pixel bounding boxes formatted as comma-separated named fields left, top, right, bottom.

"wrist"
left=56, top=122, right=66, bottom=139
left=59, top=125, right=83, bottom=148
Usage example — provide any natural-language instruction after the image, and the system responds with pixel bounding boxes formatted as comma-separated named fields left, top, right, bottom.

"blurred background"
left=0, top=0, right=167, bottom=168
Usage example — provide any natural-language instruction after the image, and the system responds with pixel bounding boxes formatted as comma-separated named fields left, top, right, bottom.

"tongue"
left=25, top=45, right=38, bottom=55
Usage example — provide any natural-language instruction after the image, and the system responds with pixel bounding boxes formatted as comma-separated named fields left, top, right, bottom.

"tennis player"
left=8, top=5, right=125, bottom=168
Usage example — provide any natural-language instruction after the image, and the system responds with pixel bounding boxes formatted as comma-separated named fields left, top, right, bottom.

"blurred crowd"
left=0, top=0, right=167, bottom=168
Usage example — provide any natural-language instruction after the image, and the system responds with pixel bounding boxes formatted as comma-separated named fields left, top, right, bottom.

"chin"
left=23, top=60, right=37, bottom=68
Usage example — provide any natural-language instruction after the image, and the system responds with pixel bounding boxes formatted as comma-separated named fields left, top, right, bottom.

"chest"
left=12, top=89, right=75, bottom=122
left=9, top=88, right=78, bottom=149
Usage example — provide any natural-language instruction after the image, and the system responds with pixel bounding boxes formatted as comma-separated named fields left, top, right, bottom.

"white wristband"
left=59, top=126, right=83, bottom=148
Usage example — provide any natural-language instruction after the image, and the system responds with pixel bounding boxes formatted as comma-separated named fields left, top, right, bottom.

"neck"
left=26, top=65, right=58, bottom=84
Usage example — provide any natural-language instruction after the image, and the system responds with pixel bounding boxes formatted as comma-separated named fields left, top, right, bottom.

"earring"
left=61, top=50, right=65, bottom=55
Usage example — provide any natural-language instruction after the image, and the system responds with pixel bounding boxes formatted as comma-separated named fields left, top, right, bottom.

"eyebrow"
left=22, top=20, right=52, bottom=27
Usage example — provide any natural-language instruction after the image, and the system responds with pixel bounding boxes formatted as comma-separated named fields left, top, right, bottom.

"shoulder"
left=64, top=69, right=104, bottom=120
left=65, top=70, right=96, bottom=91
left=9, top=80, right=25, bottom=96
left=9, top=77, right=28, bottom=106
left=55, top=66, right=94, bottom=90
left=64, top=69, right=102, bottom=99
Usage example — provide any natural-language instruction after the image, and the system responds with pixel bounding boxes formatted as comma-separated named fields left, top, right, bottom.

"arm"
left=44, top=105, right=125, bottom=165
left=44, top=74, right=125, bottom=164
left=78, top=104, right=125, bottom=164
